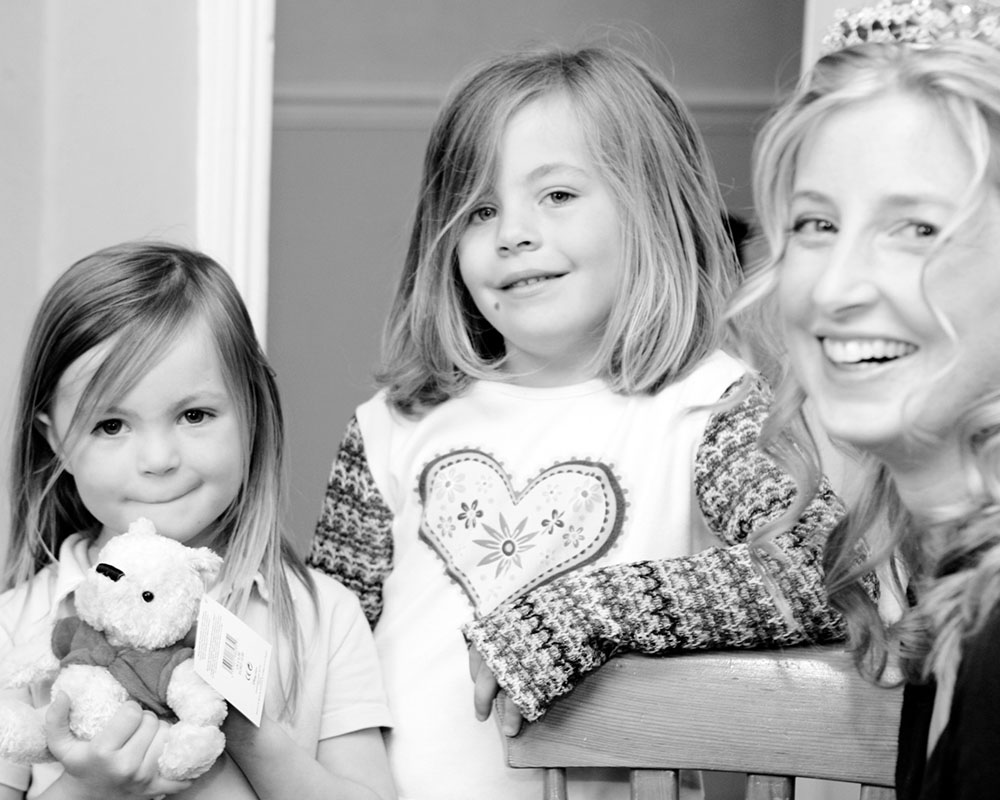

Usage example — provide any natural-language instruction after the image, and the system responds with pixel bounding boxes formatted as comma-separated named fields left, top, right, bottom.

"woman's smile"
left=820, top=337, right=918, bottom=367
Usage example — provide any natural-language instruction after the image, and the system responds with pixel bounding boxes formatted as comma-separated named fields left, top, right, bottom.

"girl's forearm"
left=224, top=715, right=393, bottom=800
left=463, top=531, right=844, bottom=721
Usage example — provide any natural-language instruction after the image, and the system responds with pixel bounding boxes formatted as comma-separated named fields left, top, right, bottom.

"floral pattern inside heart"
left=418, top=449, right=625, bottom=616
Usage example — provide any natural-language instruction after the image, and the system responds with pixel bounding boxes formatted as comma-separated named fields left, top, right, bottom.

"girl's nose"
left=496, top=209, right=540, bottom=255
left=136, top=431, right=180, bottom=475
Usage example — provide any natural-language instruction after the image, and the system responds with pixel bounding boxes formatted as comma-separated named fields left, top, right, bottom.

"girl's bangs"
left=61, top=314, right=188, bottom=454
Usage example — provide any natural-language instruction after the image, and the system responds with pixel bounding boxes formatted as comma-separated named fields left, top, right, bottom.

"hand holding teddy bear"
left=0, top=519, right=228, bottom=782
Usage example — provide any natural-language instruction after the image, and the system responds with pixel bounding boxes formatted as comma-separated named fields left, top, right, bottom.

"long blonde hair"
left=739, top=38, right=1000, bottom=685
left=7, top=241, right=315, bottom=715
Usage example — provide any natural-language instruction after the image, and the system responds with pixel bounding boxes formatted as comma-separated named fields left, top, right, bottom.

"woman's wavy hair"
left=377, top=43, right=739, bottom=416
left=6, top=240, right=314, bottom=715
left=731, top=38, right=1000, bottom=686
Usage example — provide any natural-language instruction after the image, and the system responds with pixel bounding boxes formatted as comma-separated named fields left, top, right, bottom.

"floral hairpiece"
left=822, top=0, right=1000, bottom=54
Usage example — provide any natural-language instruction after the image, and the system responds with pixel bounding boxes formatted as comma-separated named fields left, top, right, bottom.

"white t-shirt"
left=356, top=350, right=745, bottom=799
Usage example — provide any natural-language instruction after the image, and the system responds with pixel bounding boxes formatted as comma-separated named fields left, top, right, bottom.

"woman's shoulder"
left=962, top=600, right=1000, bottom=670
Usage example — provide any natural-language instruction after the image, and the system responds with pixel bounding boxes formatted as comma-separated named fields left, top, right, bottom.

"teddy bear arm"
left=166, top=660, right=227, bottom=727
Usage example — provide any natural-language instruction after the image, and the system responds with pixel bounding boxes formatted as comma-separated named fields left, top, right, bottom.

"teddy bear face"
left=74, top=521, right=223, bottom=650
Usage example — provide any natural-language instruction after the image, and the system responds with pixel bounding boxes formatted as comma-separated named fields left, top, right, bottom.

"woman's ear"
left=35, top=412, right=73, bottom=474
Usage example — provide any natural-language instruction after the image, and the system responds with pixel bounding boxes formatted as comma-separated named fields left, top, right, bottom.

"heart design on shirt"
left=418, top=449, right=625, bottom=616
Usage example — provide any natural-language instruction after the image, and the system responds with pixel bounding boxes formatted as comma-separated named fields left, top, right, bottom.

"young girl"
left=0, top=242, right=396, bottom=800
left=307, top=45, right=846, bottom=800
left=744, top=1, right=1000, bottom=796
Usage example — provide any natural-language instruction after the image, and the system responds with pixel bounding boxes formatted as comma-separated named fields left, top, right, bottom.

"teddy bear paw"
left=158, top=721, right=226, bottom=781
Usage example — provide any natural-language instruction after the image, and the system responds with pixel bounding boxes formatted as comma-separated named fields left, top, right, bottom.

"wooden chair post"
left=542, top=768, right=566, bottom=800
left=746, top=774, right=793, bottom=800
left=631, top=770, right=679, bottom=799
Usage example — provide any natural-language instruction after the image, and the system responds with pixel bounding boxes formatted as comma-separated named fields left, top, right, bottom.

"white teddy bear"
left=0, top=518, right=228, bottom=781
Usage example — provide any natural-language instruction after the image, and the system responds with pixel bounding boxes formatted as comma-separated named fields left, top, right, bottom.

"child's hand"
left=468, top=646, right=522, bottom=737
left=46, top=691, right=192, bottom=798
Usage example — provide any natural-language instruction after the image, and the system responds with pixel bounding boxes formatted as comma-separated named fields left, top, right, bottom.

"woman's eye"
left=790, top=217, right=836, bottom=236
left=93, top=419, right=123, bottom=436
left=896, top=221, right=939, bottom=239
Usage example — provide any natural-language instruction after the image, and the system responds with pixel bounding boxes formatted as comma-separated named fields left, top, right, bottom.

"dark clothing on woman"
left=896, top=603, right=1000, bottom=799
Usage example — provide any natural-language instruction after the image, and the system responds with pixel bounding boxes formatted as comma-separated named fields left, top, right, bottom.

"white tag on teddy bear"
left=193, top=595, right=271, bottom=726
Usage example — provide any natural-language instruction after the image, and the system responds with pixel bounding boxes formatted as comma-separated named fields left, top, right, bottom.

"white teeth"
left=822, top=338, right=916, bottom=364
left=504, top=274, right=556, bottom=290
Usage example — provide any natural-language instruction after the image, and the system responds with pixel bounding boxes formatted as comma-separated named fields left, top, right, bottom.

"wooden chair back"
left=500, top=645, right=903, bottom=800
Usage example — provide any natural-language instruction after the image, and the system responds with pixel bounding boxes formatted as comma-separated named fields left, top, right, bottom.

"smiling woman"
left=778, top=90, right=1000, bottom=478
left=738, top=4, right=1000, bottom=795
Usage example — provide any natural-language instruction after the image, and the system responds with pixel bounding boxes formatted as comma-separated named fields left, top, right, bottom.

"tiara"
left=822, top=0, right=1000, bottom=54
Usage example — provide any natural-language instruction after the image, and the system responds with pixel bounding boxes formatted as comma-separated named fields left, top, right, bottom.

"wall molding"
left=274, top=82, right=442, bottom=130
left=197, top=0, right=276, bottom=344
left=273, top=81, right=779, bottom=134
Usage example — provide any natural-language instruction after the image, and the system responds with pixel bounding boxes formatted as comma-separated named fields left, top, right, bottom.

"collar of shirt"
left=52, top=534, right=94, bottom=612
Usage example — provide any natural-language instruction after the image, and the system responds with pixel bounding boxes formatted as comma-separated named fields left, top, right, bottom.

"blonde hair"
left=377, top=44, right=739, bottom=416
left=738, top=38, right=1000, bottom=685
left=7, top=241, right=314, bottom=715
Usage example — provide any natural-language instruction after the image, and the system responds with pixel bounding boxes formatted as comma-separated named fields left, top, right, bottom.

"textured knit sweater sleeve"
left=306, top=415, right=394, bottom=628
left=462, top=374, right=847, bottom=721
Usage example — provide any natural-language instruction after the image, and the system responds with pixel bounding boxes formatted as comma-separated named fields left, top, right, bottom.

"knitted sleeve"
left=306, top=416, right=394, bottom=628
left=462, top=374, right=846, bottom=721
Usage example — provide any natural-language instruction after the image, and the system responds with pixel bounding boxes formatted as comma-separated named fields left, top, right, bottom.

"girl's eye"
left=182, top=409, right=210, bottom=424
left=469, top=206, right=497, bottom=223
left=93, top=419, right=124, bottom=436
left=546, top=190, right=575, bottom=205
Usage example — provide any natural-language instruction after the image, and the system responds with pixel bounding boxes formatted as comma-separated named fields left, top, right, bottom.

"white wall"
left=804, top=0, right=844, bottom=69
left=0, top=2, right=45, bottom=456
left=39, top=3, right=199, bottom=278
left=0, top=0, right=199, bottom=563
left=268, top=0, right=806, bottom=548
left=0, top=1, right=275, bottom=568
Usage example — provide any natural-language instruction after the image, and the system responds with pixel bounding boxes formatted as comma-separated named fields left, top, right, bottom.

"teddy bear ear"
left=187, top=548, right=224, bottom=585
left=128, top=517, right=157, bottom=537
